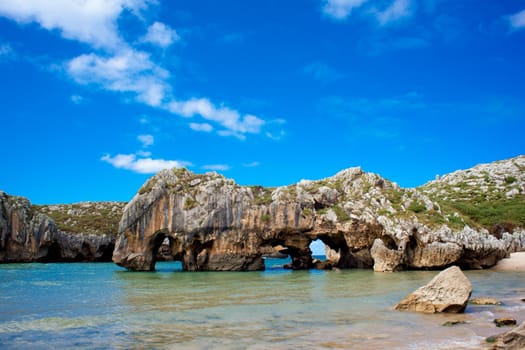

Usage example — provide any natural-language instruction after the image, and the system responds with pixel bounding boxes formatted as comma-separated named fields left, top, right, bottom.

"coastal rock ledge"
left=113, top=157, right=525, bottom=271
left=0, top=191, right=117, bottom=262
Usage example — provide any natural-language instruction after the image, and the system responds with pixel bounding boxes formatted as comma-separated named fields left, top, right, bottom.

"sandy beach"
left=491, top=251, right=525, bottom=271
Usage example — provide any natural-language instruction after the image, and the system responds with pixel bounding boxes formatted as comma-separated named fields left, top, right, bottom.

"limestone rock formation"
left=113, top=156, right=525, bottom=271
left=491, top=321, right=525, bottom=350
left=0, top=191, right=117, bottom=262
left=394, top=266, right=472, bottom=313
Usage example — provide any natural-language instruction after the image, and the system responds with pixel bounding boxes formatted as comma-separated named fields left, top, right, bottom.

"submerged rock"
left=394, top=266, right=472, bottom=313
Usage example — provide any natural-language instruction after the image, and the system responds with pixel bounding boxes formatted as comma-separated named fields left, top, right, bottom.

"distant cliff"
left=0, top=192, right=123, bottom=262
left=113, top=156, right=525, bottom=272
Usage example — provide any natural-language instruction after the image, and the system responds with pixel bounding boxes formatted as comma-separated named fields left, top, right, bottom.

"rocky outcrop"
left=0, top=191, right=116, bottom=262
left=394, top=266, right=472, bottom=313
left=491, top=321, right=525, bottom=350
left=113, top=157, right=525, bottom=271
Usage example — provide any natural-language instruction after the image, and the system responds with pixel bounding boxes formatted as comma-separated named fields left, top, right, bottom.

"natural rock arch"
left=112, top=167, right=518, bottom=272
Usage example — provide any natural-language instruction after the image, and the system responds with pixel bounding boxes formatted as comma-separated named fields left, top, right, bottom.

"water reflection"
left=1, top=262, right=524, bottom=349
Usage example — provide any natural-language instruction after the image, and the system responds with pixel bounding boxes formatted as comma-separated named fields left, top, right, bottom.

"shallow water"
left=0, top=260, right=523, bottom=349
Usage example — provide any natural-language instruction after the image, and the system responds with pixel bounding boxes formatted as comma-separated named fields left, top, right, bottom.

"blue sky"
left=0, top=0, right=524, bottom=204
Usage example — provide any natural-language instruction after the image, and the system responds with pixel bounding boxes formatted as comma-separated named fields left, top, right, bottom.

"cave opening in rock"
left=151, top=234, right=183, bottom=272
left=262, top=243, right=291, bottom=270
left=309, top=239, right=326, bottom=258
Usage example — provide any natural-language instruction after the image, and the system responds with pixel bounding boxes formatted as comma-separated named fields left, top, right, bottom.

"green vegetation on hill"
left=419, top=156, right=525, bottom=232
left=34, top=202, right=126, bottom=236
left=444, top=196, right=525, bottom=231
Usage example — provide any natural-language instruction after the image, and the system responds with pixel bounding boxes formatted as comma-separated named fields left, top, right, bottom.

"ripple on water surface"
left=0, top=262, right=523, bottom=349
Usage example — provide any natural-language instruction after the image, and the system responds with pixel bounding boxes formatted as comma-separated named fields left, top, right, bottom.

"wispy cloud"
left=101, top=153, right=191, bottom=174
left=0, top=0, right=276, bottom=142
left=322, top=0, right=368, bottom=20
left=189, top=122, right=214, bottom=132
left=303, top=62, right=344, bottom=83
left=0, top=42, right=15, bottom=60
left=137, top=134, right=154, bottom=148
left=373, top=0, right=414, bottom=26
left=66, top=49, right=170, bottom=107
left=0, top=0, right=149, bottom=51
left=242, top=161, right=260, bottom=168
left=201, top=164, right=230, bottom=171
left=141, top=22, right=180, bottom=48
left=508, top=8, right=525, bottom=31
left=70, top=94, right=84, bottom=104
left=322, top=0, right=414, bottom=25
left=168, top=98, right=265, bottom=139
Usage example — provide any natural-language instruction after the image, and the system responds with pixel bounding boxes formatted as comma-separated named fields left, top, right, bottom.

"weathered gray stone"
left=491, top=321, right=525, bottom=350
left=394, top=266, right=472, bottom=313
left=370, top=238, right=404, bottom=272
left=0, top=191, right=115, bottom=262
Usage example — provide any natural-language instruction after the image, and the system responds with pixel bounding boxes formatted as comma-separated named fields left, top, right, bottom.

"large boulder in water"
left=394, top=266, right=472, bottom=313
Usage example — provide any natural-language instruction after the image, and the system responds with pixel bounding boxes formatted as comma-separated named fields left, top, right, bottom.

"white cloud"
left=141, top=22, right=180, bottom=48
left=137, top=134, right=154, bottom=147
left=101, top=153, right=191, bottom=174
left=243, top=161, right=260, bottom=168
left=508, top=8, right=525, bottom=30
left=168, top=98, right=266, bottom=136
left=189, top=122, right=214, bottom=132
left=322, top=0, right=414, bottom=24
left=322, top=0, right=368, bottom=20
left=67, top=49, right=169, bottom=106
left=0, top=0, right=275, bottom=142
left=201, top=164, right=230, bottom=171
left=374, top=0, right=413, bottom=25
left=0, top=0, right=150, bottom=51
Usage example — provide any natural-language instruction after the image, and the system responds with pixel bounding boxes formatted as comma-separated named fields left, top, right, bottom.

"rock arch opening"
left=309, top=239, right=326, bottom=257
left=150, top=233, right=184, bottom=272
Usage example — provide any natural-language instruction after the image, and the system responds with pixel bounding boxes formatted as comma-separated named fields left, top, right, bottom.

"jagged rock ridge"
left=113, top=156, right=525, bottom=272
left=0, top=192, right=118, bottom=262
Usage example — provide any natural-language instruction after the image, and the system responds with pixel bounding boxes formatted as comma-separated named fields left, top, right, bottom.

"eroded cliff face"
left=113, top=161, right=525, bottom=272
left=0, top=192, right=116, bottom=262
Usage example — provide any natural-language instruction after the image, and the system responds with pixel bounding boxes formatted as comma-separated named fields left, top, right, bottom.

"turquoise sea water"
left=0, top=259, right=524, bottom=349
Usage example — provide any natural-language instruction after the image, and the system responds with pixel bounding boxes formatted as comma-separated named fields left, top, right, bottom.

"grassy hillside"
left=419, top=156, right=525, bottom=234
left=34, top=202, right=126, bottom=236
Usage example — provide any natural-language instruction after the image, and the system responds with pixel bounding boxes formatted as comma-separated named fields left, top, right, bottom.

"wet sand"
left=492, top=252, right=525, bottom=271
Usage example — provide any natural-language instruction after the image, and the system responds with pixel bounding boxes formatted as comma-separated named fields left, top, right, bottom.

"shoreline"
left=491, top=251, right=525, bottom=271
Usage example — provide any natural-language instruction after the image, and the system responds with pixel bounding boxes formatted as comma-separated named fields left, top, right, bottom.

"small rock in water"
left=485, top=335, right=498, bottom=343
left=494, top=318, right=517, bottom=327
left=471, top=297, right=501, bottom=305
left=442, top=320, right=467, bottom=327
